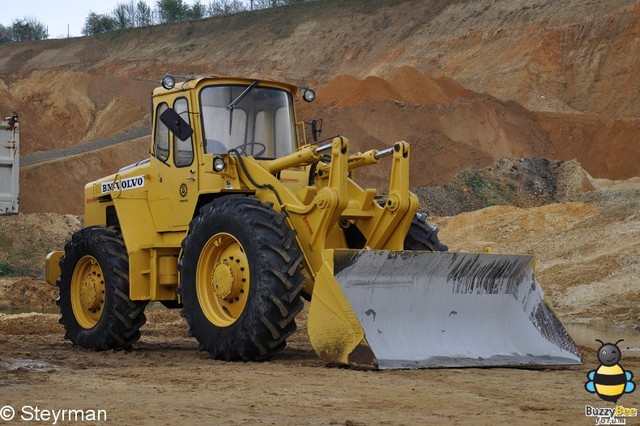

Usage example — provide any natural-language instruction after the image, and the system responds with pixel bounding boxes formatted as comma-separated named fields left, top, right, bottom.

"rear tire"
left=404, top=213, right=448, bottom=252
left=57, top=226, right=147, bottom=350
left=179, top=196, right=305, bottom=361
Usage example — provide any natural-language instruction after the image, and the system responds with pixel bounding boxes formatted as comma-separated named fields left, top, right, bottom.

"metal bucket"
left=308, top=249, right=582, bottom=369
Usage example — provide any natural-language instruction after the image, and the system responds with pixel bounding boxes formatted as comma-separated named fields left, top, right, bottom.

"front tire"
left=179, top=196, right=305, bottom=361
left=57, top=226, right=147, bottom=350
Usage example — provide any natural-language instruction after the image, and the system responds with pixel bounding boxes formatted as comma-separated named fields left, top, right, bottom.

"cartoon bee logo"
left=585, top=339, right=635, bottom=403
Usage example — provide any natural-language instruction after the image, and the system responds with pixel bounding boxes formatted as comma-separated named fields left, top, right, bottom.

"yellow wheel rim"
left=70, top=255, right=105, bottom=329
left=197, top=232, right=250, bottom=327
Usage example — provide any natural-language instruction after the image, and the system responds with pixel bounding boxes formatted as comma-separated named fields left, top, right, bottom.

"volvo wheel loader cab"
left=45, top=75, right=581, bottom=369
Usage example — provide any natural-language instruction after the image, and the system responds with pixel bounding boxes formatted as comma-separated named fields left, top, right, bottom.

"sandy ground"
left=1, top=310, right=640, bottom=426
left=1, top=185, right=640, bottom=424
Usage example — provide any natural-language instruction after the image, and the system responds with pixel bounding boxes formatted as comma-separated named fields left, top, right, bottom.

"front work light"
left=162, top=75, right=176, bottom=90
left=303, top=89, right=316, bottom=103
left=213, top=156, right=226, bottom=172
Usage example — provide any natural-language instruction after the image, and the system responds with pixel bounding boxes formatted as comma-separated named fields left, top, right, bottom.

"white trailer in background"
left=0, top=112, right=19, bottom=214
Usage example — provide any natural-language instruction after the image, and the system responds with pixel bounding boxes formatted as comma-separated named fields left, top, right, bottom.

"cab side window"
left=173, top=98, right=194, bottom=167
left=154, top=103, right=170, bottom=162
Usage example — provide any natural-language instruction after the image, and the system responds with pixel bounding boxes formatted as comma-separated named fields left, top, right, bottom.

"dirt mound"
left=0, top=312, right=62, bottom=335
left=307, top=68, right=638, bottom=185
left=593, top=176, right=640, bottom=190
left=435, top=188, right=640, bottom=327
left=0, top=278, right=58, bottom=312
left=319, top=75, right=402, bottom=107
left=301, top=70, right=553, bottom=189
left=388, top=66, right=472, bottom=104
left=0, top=213, right=82, bottom=278
left=318, top=66, right=471, bottom=107
left=414, top=157, right=596, bottom=216
left=536, top=112, right=640, bottom=180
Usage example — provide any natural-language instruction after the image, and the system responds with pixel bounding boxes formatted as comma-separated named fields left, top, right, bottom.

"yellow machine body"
left=46, top=76, right=581, bottom=369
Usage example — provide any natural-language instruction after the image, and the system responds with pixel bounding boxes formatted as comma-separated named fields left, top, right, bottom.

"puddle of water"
left=2, top=358, right=59, bottom=372
left=565, top=322, right=640, bottom=352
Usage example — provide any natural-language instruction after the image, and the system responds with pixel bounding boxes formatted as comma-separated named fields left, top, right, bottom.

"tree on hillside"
left=78, top=0, right=318, bottom=37
left=207, top=0, right=246, bottom=16
left=187, top=1, right=207, bottom=19
left=113, top=2, right=136, bottom=30
left=82, top=12, right=117, bottom=36
left=135, top=1, right=154, bottom=27
left=11, top=17, right=48, bottom=41
left=0, top=25, right=11, bottom=44
left=157, top=0, right=187, bottom=23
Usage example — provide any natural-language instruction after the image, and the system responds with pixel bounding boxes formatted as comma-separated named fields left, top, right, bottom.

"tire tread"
left=56, top=226, right=147, bottom=351
left=179, top=196, right=305, bottom=361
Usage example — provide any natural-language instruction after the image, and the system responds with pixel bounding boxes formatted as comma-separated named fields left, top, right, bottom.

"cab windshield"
left=200, top=84, right=296, bottom=158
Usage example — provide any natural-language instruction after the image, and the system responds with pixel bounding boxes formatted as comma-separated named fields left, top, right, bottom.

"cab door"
left=147, top=98, right=198, bottom=232
left=166, top=97, right=198, bottom=230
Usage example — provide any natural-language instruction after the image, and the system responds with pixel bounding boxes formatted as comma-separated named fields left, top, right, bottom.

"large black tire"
left=404, top=213, right=448, bottom=252
left=179, top=196, right=305, bottom=361
left=57, top=226, right=147, bottom=350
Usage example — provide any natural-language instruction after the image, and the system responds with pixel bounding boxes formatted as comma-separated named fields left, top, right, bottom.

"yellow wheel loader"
left=45, top=75, right=581, bottom=369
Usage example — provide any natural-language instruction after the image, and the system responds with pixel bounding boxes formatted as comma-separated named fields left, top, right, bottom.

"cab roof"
left=152, top=75, right=300, bottom=98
